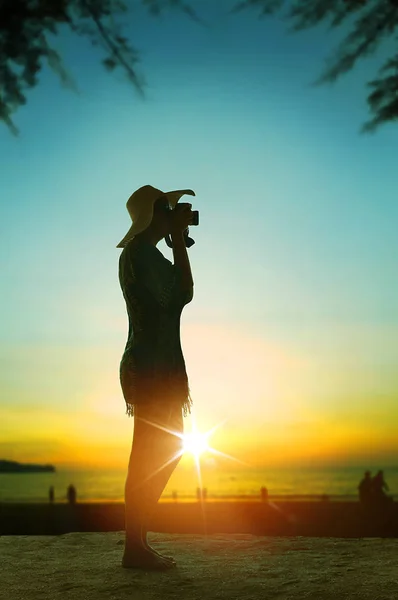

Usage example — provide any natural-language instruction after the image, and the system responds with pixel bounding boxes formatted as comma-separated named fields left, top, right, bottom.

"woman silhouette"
left=117, top=186, right=195, bottom=570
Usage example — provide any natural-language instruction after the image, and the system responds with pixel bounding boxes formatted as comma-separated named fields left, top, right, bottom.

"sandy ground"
left=1, top=532, right=397, bottom=600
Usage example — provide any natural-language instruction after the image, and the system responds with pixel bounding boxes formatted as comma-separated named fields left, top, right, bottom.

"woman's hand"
left=169, top=204, right=193, bottom=235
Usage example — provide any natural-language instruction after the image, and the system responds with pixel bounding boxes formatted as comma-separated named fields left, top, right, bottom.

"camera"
left=174, top=202, right=199, bottom=226
left=165, top=202, right=199, bottom=249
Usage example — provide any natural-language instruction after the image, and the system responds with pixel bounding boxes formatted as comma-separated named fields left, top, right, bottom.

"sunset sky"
left=1, top=0, right=397, bottom=472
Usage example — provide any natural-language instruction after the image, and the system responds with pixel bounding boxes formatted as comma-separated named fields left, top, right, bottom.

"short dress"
left=118, top=237, right=194, bottom=418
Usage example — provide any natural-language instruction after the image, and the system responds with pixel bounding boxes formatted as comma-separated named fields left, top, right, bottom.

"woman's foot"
left=143, top=540, right=176, bottom=565
left=122, top=542, right=175, bottom=570
left=118, top=536, right=176, bottom=565
left=141, top=527, right=176, bottom=564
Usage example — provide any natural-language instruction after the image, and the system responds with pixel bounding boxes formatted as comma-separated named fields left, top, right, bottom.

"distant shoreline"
left=0, top=460, right=56, bottom=474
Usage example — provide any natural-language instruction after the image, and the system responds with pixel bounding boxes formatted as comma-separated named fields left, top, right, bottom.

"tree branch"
left=80, top=0, right=146, bottom=97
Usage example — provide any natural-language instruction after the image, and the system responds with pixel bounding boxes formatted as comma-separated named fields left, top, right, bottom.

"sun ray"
left=207, top=446, right=251, bottom=466
left=193, top=451, right=208, bottom=535
left=205, top=418, right=229, bottom=438
left=135, top=415, right=184, bottom=441
left=131, top=448, right=185, bottom=491
left=194, top=453, right=203, bottom=490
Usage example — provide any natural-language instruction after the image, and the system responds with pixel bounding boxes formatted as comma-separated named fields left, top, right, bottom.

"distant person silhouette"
left=49, top=486, right=55, bottom=503
left=260, top=486, right=268, bottom=502
left=67, top=484, right=77, bottom=505
left=372, top=470, right=392, bottom=506
left=358, top=471, right=373, bottom=506
left=117, top=186, right=196, bottom=570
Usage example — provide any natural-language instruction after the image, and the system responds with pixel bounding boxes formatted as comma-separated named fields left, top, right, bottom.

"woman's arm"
left=171, top=231, right=194, bottom=291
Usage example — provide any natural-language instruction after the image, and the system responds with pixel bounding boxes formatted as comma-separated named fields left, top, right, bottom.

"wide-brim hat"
left=116, top=184, right=195, bottom=248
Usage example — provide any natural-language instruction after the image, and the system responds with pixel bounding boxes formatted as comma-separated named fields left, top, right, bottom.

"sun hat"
left=116, top=185, right=195, bottom=248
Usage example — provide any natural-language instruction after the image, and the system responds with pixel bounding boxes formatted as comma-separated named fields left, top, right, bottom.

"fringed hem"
left=125, top=387, right=193, bottom=418
left=183, top=387, right=193, bottom=417
left=125, top=402, right=135, bottom=418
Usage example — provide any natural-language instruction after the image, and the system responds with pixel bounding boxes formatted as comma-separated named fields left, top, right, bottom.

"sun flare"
left=183, top=431, right=209, bottom=458
left=135, top=414, right=249, bottom=495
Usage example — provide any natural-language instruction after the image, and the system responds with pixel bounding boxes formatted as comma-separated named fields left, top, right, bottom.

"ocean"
left=1, top=464, right=397, bottom=503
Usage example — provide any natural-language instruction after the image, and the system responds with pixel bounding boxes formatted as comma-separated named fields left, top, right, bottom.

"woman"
left=117, top=185, right=195, bottom=570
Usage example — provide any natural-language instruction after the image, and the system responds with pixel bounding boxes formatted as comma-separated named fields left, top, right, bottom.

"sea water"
left=1, top=465, right=397, bottom=503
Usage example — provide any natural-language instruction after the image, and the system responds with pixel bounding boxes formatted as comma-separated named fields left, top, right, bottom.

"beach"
left=1, top=531, right=397, bottom=600
left=1, top=499, right=397, bottom=537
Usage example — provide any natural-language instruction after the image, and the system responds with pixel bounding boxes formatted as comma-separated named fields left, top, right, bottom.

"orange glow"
left=2, top=324, right=398, bottom=470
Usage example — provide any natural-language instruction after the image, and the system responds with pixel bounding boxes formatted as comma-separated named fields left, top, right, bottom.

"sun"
left=183, top=431, right=209, bottom=458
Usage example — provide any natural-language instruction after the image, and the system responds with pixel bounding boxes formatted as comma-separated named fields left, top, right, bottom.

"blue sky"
left=1, top=1, right=397, bottom=469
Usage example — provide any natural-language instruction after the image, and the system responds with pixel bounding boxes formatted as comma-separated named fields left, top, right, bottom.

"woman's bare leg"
left=138, top=403, right=184, bottom=551
left=124, top=402, right=184, bottom=566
